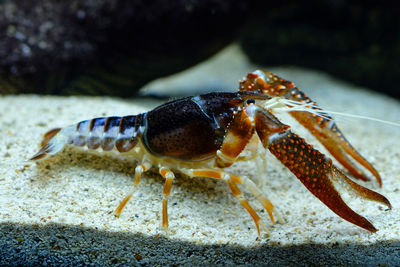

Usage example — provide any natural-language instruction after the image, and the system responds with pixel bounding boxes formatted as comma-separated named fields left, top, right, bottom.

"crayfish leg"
left=114, top=162, right=151, bottom=218
left=267, top=130, right=389, bottom=232
left=182, top=169, right=271, bottom=236
left=159, top=167, right=175, bottom=231
left=240, top=175, right=284, bottom=224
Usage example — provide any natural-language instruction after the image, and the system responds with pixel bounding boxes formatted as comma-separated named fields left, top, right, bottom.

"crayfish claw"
left=267, top=130, right=386, bottom=232
left=297, top=119, right=382, bottom=187
left=239, top=70, right=382, bottom=186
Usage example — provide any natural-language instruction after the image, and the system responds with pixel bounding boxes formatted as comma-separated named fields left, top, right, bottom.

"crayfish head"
left=239, top=70, right=296, bottom=97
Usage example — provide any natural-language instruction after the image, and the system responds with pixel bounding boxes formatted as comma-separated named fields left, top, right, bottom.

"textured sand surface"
left=1, top=44, right=400, bottom=265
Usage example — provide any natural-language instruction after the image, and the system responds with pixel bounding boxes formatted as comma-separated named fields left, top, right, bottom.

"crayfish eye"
left=245, top=99, right=255, bottom=105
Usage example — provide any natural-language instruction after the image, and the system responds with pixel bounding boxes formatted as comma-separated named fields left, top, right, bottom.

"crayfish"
left=31, top=70, right=391, bottom=235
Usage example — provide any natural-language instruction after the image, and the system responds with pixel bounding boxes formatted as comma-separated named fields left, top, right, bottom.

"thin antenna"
left=265, top=98, right=400, bottom=127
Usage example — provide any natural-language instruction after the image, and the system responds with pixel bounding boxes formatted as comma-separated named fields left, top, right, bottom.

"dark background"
left=0, top=0, right=399, bottom=99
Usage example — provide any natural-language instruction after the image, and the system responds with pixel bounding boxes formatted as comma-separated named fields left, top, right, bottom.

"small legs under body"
left=114, top=161, right=279, bottom=236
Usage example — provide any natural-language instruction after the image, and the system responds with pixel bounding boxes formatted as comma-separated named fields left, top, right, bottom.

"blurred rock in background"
left=241, top=1, right=400, bottom=99
left=0, top=0, right=398, bottom=98
left=0, top=0, right=249, bottom=95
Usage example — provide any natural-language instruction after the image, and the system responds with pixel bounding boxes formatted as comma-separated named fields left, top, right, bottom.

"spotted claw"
left=240, top=70, right=382, bottom=186
left=267, top=130, right=391, bottom=232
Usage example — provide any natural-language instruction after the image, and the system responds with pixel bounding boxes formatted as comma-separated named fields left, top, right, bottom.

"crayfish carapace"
left=31, top=70, right=391, bottom=235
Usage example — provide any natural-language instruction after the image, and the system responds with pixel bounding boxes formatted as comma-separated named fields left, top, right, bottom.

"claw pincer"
left=267, top=130, right=390, bottom=232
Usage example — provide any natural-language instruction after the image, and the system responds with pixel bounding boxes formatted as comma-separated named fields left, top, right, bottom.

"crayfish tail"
left=267, top=130, right=382, bottom=232
left=30, top=128, right=65, bottom=160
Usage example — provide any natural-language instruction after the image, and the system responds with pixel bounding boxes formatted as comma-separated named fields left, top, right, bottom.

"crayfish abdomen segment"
left=30, top=115, right=145, bottom=160
left=72, top=116, right=143, bottom=152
